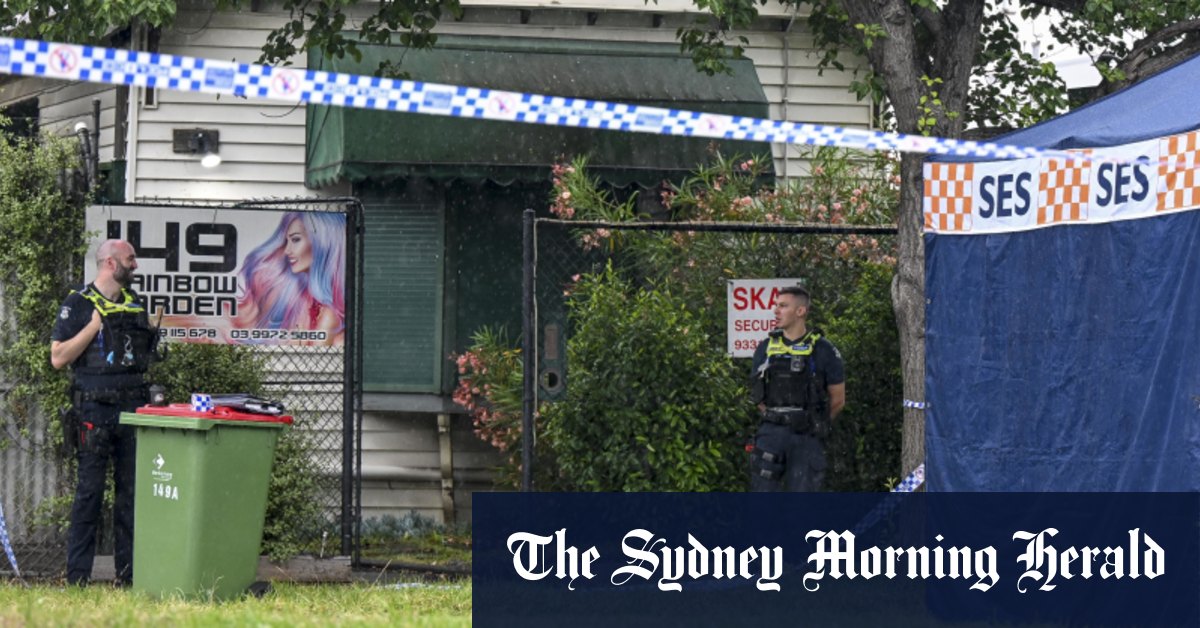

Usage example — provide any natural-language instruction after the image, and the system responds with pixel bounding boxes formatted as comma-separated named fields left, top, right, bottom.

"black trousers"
left=66, top=400, right=137, bottom=585
left=748, top=422, right=827, bottom=492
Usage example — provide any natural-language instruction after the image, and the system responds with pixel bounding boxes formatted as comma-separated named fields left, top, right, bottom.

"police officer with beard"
left=748, top=285, right=845, bottom=491
left=51, top=239, right=157, bottom=586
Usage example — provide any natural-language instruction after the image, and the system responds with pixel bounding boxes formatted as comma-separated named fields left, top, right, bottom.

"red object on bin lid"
left=136, top=403, right=294, bottom=425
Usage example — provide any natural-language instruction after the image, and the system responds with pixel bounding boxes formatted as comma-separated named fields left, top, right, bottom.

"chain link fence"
left=1, top=197, right=363, bottom=580
left=521, top=214, right=901, bottom=491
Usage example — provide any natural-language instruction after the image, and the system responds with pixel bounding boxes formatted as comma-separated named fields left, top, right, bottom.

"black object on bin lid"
left=207, top=394, right=286, bottom=415
left=136, top=404, right=293, bottom=425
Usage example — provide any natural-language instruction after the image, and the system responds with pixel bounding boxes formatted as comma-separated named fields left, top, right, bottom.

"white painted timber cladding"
left=0, top=78, right=122, bottom=162
left=459, top=0, right=802, bottom=18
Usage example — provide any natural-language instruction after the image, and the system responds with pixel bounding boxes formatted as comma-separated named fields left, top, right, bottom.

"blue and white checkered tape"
left=849, top=464, right=925, bottom=537
left=0, top=36, right=1064, bottom=162
left=191, top=393, right=213, bottom=413
left=893, top=463, right=925, bottom=493
left=0, top=500, right=19, bottom=578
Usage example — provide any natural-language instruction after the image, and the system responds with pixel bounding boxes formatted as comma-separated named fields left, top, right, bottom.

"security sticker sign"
left=727, top=279, right=803, bottom=358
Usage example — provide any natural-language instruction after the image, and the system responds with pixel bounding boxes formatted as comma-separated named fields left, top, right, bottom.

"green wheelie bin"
left=120, top=403, right=293, bottom=600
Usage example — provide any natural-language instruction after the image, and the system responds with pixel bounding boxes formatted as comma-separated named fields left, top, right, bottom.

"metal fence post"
left=341, top=200, right=359, bottom=556
left=522, top=209, right=536, bottom=492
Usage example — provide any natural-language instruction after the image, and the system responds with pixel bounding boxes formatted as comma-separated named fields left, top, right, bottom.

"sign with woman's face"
left=85, top=205, right=347, bottom=346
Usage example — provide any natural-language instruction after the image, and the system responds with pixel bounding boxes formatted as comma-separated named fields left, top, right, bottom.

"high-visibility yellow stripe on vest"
left=74, top=287, right=145, bottom=317
left=765, top=331, right=821, bottom=358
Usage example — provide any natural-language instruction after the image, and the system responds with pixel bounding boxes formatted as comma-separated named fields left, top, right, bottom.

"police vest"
left=72, top=286, right=156, bottom=379
left=760, top=330, right=828, bottom=413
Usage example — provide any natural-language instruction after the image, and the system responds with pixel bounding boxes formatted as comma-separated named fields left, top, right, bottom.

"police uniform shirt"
left=52, top=285, right=101, bottom=356
left=751, top=331, right=846, bottom=392
left=52, top=284, right=147, bottom=370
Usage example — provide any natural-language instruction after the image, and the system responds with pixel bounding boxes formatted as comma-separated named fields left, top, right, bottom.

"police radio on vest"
left=731, top=286, right=780, bottom=311
left=105, top=220, right=239, bottom=273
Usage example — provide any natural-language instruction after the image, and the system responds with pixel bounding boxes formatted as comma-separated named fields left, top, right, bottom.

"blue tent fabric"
left=925, top=53, right=1200, bottom=491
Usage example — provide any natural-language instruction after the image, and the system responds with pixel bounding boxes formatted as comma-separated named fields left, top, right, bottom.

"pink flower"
left=596, top=228, right=611, bottom=238
left=833, top=202, right=842, bottom=211
left=560, top=191, right=571, bottom=201
left=571, top=274, right=581, bottom=282
left=813, top=166, right=825, bottom=176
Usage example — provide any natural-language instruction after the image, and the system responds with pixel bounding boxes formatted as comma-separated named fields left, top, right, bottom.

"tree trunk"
left=838, top=0, right=983, bottom=483
left=893, top=152, right=926, bottom=479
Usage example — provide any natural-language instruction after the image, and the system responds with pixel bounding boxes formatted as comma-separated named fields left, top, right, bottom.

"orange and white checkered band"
left=1158, top=131, right=1200, bottom=212
left=924, top=163, right=974, bottom=231
left=1037, top=150, right=1092, bottom=225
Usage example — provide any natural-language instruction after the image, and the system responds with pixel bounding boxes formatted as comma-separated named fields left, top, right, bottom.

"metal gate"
left=520, top=212, right=900, bottom=490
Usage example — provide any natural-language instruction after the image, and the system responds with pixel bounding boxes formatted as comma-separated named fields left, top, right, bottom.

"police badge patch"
left=60, top=306, right=70, bottom=319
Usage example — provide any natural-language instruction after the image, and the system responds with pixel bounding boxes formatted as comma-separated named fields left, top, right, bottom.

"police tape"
left=0, top=500, right=19, bottom=578
left=903, top=399, right=928, bottom=410
left=850, top=463, right=925, bottom=537
left=0, top=35, right=1074, bottom=163
left=893, top=463, right=925, bottom=493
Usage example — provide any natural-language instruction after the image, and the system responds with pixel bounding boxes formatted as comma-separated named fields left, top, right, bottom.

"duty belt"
left=77, top=385, right=148, bottom=404
left=763, top=407, right=807, bottom=424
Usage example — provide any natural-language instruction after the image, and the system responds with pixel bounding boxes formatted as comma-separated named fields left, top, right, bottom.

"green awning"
left=306, top=36, right=772, bottom=188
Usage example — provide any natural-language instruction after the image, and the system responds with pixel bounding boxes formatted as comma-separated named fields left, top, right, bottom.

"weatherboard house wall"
left=0, top=1, right=871, bottom=524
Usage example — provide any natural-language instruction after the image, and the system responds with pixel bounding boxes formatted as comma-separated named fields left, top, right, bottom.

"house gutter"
left=781, top=12, right=796, bottom=180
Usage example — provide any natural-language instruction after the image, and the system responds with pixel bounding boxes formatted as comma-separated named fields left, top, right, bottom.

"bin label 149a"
left=150, top=453, right=180, bottom=500
left=153, top=482, right=180, bottom=500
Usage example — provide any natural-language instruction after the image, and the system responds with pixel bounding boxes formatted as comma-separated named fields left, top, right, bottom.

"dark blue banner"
left=925, top=212, right=1200, bottom=491
left=473, top=493, right=1199, bottom=627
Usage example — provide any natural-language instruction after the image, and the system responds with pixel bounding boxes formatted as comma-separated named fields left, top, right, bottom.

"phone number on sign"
left=230, top=329, right=328, bottom=341
left=731, top=339, right=762, bottom=352
left=159, top=327, right=217, bottom=339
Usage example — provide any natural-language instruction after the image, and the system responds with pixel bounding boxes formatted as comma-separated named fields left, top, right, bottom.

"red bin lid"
left=135, top=403, right=294, bottom=425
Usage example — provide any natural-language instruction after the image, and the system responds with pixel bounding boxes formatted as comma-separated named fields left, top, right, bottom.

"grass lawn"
left=0, top=580, right=471, bottom=627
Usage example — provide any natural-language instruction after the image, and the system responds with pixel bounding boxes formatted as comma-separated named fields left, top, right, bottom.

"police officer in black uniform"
left=748, top=285, right=845, bottom=491
left=50, top=239, right=156, bottom=586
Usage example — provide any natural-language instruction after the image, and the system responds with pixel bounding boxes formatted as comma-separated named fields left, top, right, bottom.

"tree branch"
left=1122, top=18, right=1200, bottom=75
left=838, top=0, right=925, bottom=132
left=1018, top=0, right=1090, bottom=15
left=914, top=5, right=943, bottom=41
left=930, top=0, right=986, bottom=136
left=1117, top=35, right=1200, bottom=89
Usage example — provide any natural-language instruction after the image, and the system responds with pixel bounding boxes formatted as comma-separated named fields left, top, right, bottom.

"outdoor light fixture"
left=173, top=128, right=221, bottom=168
left=73, top=121, right=96, bottom=187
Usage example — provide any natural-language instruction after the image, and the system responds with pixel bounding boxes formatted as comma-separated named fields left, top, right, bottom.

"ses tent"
left=923, top=53, right=1200, bottom=491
